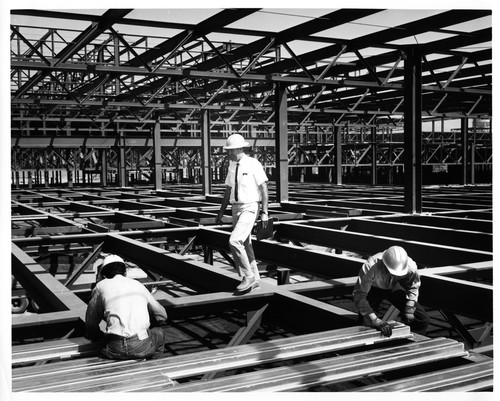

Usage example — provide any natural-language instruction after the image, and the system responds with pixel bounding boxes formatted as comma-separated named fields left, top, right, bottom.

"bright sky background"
left=9, top=7, right=492, bottom=49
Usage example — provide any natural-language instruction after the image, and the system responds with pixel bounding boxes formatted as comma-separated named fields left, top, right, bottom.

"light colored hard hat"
left=382, top=246, right=408, bottom=276
left=101, top=254, right=125, bottom=269
left=223, top=134, right=250, bottom=149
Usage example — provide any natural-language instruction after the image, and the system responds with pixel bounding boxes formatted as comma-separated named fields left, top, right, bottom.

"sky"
left=8, top=7, right=492, bottom=52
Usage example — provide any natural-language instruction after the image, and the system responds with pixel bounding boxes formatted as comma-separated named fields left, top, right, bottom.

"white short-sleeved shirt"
left=85, top=275, right=168, bottom=338
left=225, top=154, right=268, bottom=204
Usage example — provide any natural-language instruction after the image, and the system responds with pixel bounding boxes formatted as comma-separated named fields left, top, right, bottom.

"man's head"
left=99, top=254, right=127, bottom=279
left=382, top=246, right=408, bottom=276
left=223, top=134, right=249, bottom=161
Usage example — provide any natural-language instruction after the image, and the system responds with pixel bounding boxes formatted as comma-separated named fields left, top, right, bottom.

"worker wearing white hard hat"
left=98, top=254, right=126, bottom=279
left=85, top=254, right=169, bottom=360
left=223, top=133, right=250, bottom=149
left=353, top=246, right=429, bottom=336
left=216, top=134, right=269, bottom=294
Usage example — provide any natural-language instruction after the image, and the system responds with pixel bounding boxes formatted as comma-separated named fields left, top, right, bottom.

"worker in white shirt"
left=85, top=254, right=169, bottom=360
left=216, top=134, right=269, bottom=294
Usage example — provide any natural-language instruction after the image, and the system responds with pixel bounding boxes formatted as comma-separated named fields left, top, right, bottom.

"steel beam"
left=439, top=310, right=479, bottom=348
left=341, top=219, right=493, bottom=252
left=63, top=243, right=103, bottom=289
left=12, top=324, right=412, bottom=392
left=11, top=243, right=97, bottom=338
left=165, top=337, right=467, bottom=392
left=11, top=311, right=83, bottom=331
left=12, top=337, right=103, bottom=366
left=11, top=243, right=89, bottom=314
left=357, top=360, right=493, bottom=392
left=11, top=226, right=200, bottom=247
left=275, top=222, right=492, bottom=266
left=11, top=136, right=274, bottom=149
left=128, top=8, right=261, bottom=68
left=196, top=227, right=364, bottom=279
left=419, top=273, right=492, bottom=322
left=103, top=233, right=241, bottom=293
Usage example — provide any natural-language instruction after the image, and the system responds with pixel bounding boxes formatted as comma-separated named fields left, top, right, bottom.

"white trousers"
left=229, top=202, right=259, bottom=279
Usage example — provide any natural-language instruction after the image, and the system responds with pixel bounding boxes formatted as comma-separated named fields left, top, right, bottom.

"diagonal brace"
left=202, top=303, right=269, bottom=380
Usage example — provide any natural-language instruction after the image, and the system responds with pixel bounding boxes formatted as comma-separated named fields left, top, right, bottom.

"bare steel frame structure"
left=10, top=8, right=493, bottom=392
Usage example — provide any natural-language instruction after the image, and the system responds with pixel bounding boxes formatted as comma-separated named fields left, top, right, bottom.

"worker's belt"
left=104, top=331, right=148, bottom=343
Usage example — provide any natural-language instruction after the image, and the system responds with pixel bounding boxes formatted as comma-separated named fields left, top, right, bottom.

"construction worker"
left=216, top=134, right=269, bottom=294
left=353, top=246, right=430, bottom=336
left=85, top=254, right=169, bottom=360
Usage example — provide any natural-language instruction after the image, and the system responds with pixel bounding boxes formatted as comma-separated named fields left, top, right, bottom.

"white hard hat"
left=382, top=246, right=409, bottom=276
left=223, top=134, right=250, bottom=149
left=101, top=254, right=125, bottom=269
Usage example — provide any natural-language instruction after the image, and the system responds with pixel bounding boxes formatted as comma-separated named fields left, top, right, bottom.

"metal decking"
left=10, top=183, right=493, bottom=392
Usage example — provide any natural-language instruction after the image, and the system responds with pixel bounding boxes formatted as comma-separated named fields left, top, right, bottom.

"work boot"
left=236, top=276, right=258, bottom=293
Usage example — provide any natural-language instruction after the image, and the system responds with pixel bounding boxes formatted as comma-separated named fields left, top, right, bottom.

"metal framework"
left=9, top=9, right=494, bottom=392
left=11, top=9, right=492, bottom=191
left=10, top=183, right=493, bottom=391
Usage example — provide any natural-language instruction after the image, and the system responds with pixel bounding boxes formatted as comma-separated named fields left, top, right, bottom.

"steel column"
left=13, top=149, right=19, bottom=188
left=201, top=109, right=212, bottom=195
left=470, top=143, right=476, bottom=184
left=370, top=126, right=377, bottom=185
left=100, top=149, right=107, bottom=186
left=471, top=118, right=476, bottom=184
left=153, top=119, right=162, bottom=190
left=66, top=149, right=72, bottom=188
left=403, top=46, right=422, bottom=213
left=274, top=83, right=288, bottom=202
left=461, top=117, right=469, bottom=185
left=72, top=149, right=79, bottom=186
left=117, top=126, right=127, bottom=187
left=334, top=125, right=342, bottom=184
left=43, top=149, right=49, bottom=187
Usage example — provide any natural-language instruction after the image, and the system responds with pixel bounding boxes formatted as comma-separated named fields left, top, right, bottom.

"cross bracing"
left=10, top=8, right=492, bottom=190
left=11, top=9, right=491, bottom=129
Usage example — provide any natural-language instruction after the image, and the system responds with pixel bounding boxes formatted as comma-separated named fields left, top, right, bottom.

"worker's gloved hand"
left=371, top=317, right=393, bottom=337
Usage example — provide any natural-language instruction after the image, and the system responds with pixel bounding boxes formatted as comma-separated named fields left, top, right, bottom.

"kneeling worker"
left=353, top=246, right=430, bottom=337
left=85, top=254, right=169, bottom=360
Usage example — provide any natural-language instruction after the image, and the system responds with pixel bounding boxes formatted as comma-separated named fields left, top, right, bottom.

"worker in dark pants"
left=353, top=246, right=430, bottom=336
left=85, top=254, right=169, bottom=360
